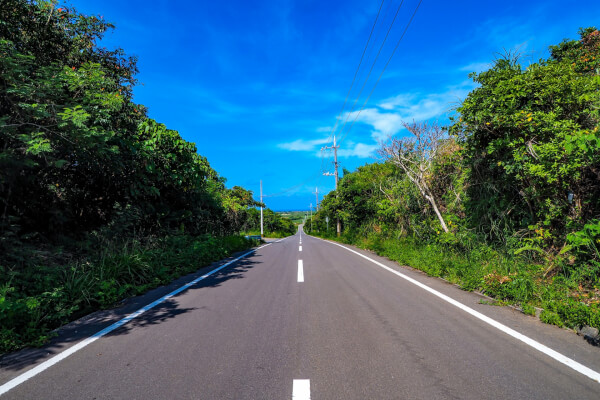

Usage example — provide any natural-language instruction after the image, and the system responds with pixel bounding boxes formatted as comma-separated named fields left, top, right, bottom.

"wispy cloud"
left=342, top=82, right=475, bottom=144
left=343, top=108, right=404, bottom=141
left=278, top=82, right=477, bottom=160
left=378, top=83, right=473, bottom=120
left=337, top=142, right=379, bottom=158
left=278, top=137, right=330, bottom=151
left=279, top=135, right=379, bottom=159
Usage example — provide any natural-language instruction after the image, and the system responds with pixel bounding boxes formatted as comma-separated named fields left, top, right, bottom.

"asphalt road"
left=1, top=227, right=600, bottom=399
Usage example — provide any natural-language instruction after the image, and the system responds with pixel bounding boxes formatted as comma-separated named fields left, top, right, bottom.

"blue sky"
left=70, top=0, right=600, bottom=211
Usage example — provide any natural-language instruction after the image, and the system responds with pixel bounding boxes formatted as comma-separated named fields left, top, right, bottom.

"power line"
left=320, top=0, right=401, bottom=192
left=333, top=0, right=406, bottom=142
left=314, top=0, right=423, bottom=235
left=339, top=0, right=423, bottom=145
left=363, top=0, right=396, bottom=70
left=325, top=0, right=387, bottom=145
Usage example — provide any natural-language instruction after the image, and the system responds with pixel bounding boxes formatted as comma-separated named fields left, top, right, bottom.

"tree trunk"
left=411, top=174, right=449, bottom=234
left=425, top=192, right=449, bottom=233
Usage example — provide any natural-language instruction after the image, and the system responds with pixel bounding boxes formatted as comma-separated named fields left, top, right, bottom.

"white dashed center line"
left=292, top=379, right=310, bottom=399
left=297, top=260, right=304, bottom=283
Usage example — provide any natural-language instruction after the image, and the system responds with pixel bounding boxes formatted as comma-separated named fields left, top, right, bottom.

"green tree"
left=550, top=27, right=600, bottom=75
left=0, top=0, right=143, bottom=239
left=222, top=186, right=263, bottom=233
left=0, top=0, right=259, bottom=255
left=450, top=28, right=600, bottom=245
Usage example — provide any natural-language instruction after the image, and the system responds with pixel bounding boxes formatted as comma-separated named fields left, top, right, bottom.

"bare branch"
left=378, top=120, right=450, bottom=233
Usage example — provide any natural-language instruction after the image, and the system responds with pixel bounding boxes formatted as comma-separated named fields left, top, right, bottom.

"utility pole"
left=313, top=187, right=319, bottom=211
left=260, top=180, right=264, bottom=238
left=322, top=135, right=340, bottom=236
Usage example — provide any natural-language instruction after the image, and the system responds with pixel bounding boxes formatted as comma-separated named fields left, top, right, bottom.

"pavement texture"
left=1, top=229, right=600, bottom=399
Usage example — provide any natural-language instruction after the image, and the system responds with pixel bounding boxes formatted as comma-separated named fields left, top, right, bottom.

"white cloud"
left=338, top=85, right=473, bottom=145
left=378, top=94, right=416, bottom=110
left=278, top=137, right=330, bottom=151
left=344, top=109, right=404, bottom=141
left=333, top=83, right=478, bottom=151
left=378, top=84, right=473, bottom=122
left=337, top=142, right=378, bottom=158
left=279, top=82, right=477, bottom=160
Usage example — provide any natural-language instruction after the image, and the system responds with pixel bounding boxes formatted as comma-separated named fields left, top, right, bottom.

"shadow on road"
left=0, top=252, right=264, bottom=375
left=105, top=256, right=262, bottom=337
left=192, top=257, right=261, bottom=289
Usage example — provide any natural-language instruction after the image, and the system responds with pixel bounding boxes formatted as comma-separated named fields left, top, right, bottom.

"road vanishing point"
left=1, top=226, right=599, bottom=399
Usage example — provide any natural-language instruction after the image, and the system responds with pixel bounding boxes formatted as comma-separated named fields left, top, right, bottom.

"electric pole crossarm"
left=321, top=135, right=339, bottom=190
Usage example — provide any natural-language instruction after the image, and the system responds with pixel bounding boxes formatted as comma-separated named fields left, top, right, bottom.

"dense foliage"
left=309, top=27, right=600, bottom=332
left=1, top=0, right=242, bottom=244
left=0, top=0, right=293, bottom=353
left=240, top=208, right=297, bottom=238
left=451, top=29, right=600, bottom=247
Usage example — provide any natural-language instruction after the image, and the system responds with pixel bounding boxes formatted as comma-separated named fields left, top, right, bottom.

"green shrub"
left=540, top=310, right=564, bottom=327
left=521, top=304, right=536, bottom=316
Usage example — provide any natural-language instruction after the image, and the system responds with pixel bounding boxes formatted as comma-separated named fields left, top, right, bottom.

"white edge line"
left=313, top=236, right=600, bottom=384
left=298, top=260, right=304, bottom=283
left=292, top=379, right=310, bottom=400
left=0, top=243, right=273, bottom=396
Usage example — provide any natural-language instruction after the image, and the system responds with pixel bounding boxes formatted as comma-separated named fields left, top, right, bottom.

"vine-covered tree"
left=450, top=27, right=600, bottom=246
